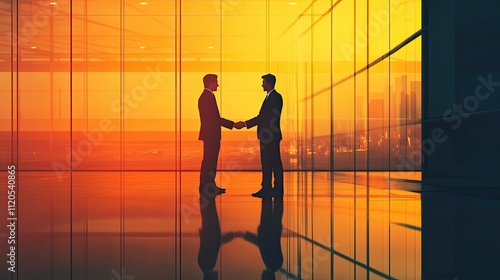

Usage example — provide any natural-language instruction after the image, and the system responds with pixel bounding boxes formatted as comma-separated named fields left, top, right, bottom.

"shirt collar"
left=205, top=88, right=214, bottom=95
left=266, top=88, right=275, bottom=97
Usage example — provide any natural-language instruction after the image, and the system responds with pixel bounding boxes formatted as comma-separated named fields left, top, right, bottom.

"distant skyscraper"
left=369, top=98, right=386, bottom=169
left=397, top=75, right=408, bottom=156
left=369, top=98, right=384, bottom=137
left=356, top=96, right=366, bottom=135
left=410, top=91, right=417, bottom=121
left=389, top=82, right=396, bottom=124
left=410, top=81, right=422, bottom=120
left=398, top=75, right=408, bottom=120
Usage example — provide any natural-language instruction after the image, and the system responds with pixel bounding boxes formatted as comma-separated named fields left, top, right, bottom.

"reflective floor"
left=0, top=171, right=428, bottom=279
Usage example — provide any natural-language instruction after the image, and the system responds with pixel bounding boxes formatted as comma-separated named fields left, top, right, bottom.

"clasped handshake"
left=233, top=121, right=246, bottom=130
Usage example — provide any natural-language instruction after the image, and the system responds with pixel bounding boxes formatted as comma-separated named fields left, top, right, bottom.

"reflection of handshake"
left=234, top=121, right=246, bottom=130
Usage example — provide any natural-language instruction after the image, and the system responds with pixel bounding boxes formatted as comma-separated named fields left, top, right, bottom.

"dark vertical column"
left=422, top=0, right=500, bottom=278
left=452, top=0, right=500, bottom=183
left=422, top=0, right=456, bottom=180
left=423, top=0, right=500, bottom=186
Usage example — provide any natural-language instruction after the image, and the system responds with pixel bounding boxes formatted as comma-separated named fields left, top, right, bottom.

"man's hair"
left=203, top=74, right=218, bottom=88
left=261, top=73, right=276, bottom=87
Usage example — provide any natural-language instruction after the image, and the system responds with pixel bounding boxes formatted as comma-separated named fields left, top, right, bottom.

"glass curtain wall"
left=271, top=0, right=422, bottom=279
left=0, top=0, right=421, bottom=279
left=0, top=1, right=421, bottom=172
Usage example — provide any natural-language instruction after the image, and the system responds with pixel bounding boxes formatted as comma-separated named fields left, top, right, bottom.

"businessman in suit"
left=235, top=73, right=283, bottom=199
left=199, top=74, right=235, bottom=196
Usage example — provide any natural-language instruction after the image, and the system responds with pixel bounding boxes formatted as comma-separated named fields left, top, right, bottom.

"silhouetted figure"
left=197, top=193, right=238, bottom=280
left=198, top=74, right=236, bottom=197
left=259, top=198, right=284, bottom=279
left=235, top=74, right=283, bottom=199
left=245, top=198, right=284, bottom=280
left=197, top=196, right=221, bottom=280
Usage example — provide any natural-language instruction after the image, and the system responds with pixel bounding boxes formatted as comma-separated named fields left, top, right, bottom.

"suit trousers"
left=260, top=141, right=283, bottom=190
left=200, top=139, right=220, bottom=188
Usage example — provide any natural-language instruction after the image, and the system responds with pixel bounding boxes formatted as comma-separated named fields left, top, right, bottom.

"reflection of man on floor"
left=197, top=196, right=221, bottom=280
left=198, top=194, right=241, bottom=280
left=244, top=197, right=284, bottom=280
left=198, top=194, right=284, bottom=280
left=258, top=198, right=284, bottom=280
left=235, top=73, right=284, bottom=199
left=198, top=74, right=236, bottom=197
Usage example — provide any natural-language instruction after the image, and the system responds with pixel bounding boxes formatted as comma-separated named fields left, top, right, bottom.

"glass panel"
left=17, top=172, right=71, bottom=279
left=390, top=36, right=422, bottom=178
left=368, top=1, right=391, bottom=276
left=389, top=188, right=422, bottom=279
left=390, top=0, right=422, bottom=48
left=123, top=2, right=175, bottom=170
left=272, top=0, right=303, bottom=172
left=180, top=2, right=221, bottom=279
left=124, top=172, right=177, bottom=279
left=297, top=4, right=313, bottom=171
left=333, top=0, right=355, bottom=172
left=71, top=172, right=121, bottom=278
left=0, top=9, right=13, bottom=166
left=389, top=36, right=422, bottom=279
left=16, top=1, right=70, bottom=170
left=219, top=0, right=266, bottom=172
left=332, top=2, right=356, bottom=279
left=311, top=1, right=333, bottom=279
left=311, top=0, right=332, bottom=171
left=368, top=52, right=391, bottom=278
left=355, top=72, right=368, bottom=280
left=368, top=0, right=390, bottom=62
left=72, top=2, right=120, bottom=171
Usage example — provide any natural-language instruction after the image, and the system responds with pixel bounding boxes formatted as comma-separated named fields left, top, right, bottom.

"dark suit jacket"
left=198, top=89, right=234, bottom=141
left=245, top=90, right=283, bottom=142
